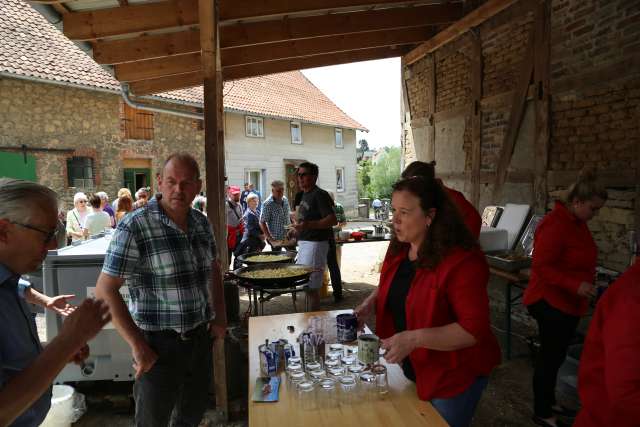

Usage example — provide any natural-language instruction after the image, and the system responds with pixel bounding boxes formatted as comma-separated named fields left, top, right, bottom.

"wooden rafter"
left=65, top=0, right=461, bottom=41
left=115, top=27, right=428, bottom=81
left=129, top=45, right=411, bottom=95
left=403, top=0, right=521, bottom=65
left=93, top=4, right=458, bottom=64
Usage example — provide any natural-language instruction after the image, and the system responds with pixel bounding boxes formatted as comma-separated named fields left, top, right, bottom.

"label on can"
left=336, top=313, right=358, bottom=343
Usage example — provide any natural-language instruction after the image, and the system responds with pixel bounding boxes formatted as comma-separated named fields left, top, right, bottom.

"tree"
left=356, top=159, right=372, bottom=198
left=356, top=139, right=370, bottom=162
left=369, top=146, right=401, bottom=199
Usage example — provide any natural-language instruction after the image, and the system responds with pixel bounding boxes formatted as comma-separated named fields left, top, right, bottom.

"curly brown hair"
left=388, top=176, right=477, bottom=269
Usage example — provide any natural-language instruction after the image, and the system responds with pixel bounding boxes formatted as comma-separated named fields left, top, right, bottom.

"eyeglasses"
left=77, top=200, right=87, bottom=204
left=11, top=221, right=59, bottom=245
left=297, top=172, right=311, bottom=177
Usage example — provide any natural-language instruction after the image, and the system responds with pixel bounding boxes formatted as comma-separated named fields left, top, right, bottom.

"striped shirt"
left=102, top=197, right=216, bottom=333
left=259, top=195, right=290, bottom=240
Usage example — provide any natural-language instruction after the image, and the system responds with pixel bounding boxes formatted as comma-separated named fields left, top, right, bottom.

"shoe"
left=552, top=405, right=577, bottom=418
left=531, top=415, right=569, bottom=427
left=333, top=293, right=344, bottom=302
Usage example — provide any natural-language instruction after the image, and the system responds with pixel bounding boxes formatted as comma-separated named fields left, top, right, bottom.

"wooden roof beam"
left=129, top=45, right=412, bottom=95
left=94, top=4, right=459, bottom=64
left=66, top=0, right=462, bottom=42
left=403, top=0, right=522, bottom=65
left=115, top=27, right=428, bottom=81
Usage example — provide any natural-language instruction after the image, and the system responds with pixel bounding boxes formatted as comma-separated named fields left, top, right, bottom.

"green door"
left=0, top=151, right=37, bottom=181
left=123, top=168, right=151, bottom=195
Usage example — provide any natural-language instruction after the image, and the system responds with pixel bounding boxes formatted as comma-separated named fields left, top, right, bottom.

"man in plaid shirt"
left=259, top=180, right=290, bottom=250
left=95, top=153, right=225, bottom=427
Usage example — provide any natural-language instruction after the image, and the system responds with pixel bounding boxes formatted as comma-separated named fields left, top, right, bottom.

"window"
left=290, top=121, right=302, bottom=144
left=245, top=116, right=264, bottom=138
left=67, top=156, right=94, bottom=188
left=335, top=128, right=343, bottom=148
left=336, top=167, right=345, bottom=192
left=120, top=101, right=154, bottom=140
left=245, top=169, right=265, bottom=194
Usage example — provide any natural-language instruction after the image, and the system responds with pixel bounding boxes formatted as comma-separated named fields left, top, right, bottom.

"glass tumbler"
left=347, top=363, right=365, bottom=377
left=305, top=360, right=322, bottom=373
left=329, top=343, right=344, bottom=356
left=309, top=368, right=325, bottom=383
left=327, top=366, right=345, bottom=380
left=318, top=378, right=337, bottom=409
left=371, top=364, right=389, bottom=395
left=289, top=369, right=306, bottom=387
left=338, top=374, right=358, bottom=406
left=359, top=372, right=377, bottom=402
left=297, top=380, right=317, bottom=411
left=341, top=355, right=356, bottom=367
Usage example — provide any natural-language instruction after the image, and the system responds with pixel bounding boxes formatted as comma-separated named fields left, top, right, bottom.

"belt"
left=146, top=322, right=208, bottom=342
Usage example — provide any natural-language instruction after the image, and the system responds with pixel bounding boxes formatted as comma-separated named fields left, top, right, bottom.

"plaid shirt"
left=259, top=195, right=290, bottom=240
left=102, top=197, right=216, bottom=333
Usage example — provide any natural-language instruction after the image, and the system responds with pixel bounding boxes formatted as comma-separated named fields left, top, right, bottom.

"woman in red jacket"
left=523, top=171, right=607, bottom=427
left=356, top=176, right=500, bottom=427
left=574, top=261, right=640, bottom=427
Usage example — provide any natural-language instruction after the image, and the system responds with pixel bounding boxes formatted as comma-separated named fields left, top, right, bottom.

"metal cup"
left=357, top=334, right=380, bottom=365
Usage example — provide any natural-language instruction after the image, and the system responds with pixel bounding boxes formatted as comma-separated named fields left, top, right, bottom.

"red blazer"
left=575, top=262, right=640, bottom=427
left=445, top=187, right=482, bottom=239
left=523, top=201, right=597, bottom=316
left=376, top=246, right=501, bottom=400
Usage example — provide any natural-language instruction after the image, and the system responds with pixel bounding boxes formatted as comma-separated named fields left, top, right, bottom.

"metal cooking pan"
left=232, top=262, right=313, bottom=287
left=236, top=250, right=297, bottom=266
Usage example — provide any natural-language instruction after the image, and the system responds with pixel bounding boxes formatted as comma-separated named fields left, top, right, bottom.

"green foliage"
left=357, top=159, right=372, bottom=198
left=369, top=146, right=401, bottom=199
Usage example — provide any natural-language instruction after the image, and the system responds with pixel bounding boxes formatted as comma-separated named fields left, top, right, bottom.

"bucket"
left=40, top=385, right=75, bottom=427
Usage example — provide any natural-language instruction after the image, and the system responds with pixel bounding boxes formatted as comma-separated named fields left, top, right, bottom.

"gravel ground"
left=44, top=226, right=576, bottom=426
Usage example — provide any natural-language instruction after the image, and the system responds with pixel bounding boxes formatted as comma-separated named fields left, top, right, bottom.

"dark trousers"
left=327, top=238, right=342, bottom=297
left=134, top=326, right=212, bottom=427
left=527, top=300, right=579, bottom=418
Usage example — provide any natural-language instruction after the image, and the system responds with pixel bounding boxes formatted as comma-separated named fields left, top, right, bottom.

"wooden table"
left=249, top=310, right=448, bottom=427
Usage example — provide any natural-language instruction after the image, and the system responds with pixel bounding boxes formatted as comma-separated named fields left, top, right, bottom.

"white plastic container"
left=40, top=385, right=74, bottom=427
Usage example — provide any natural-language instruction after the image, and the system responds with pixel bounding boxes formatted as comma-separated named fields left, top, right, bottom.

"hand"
left=354, top=297, right=375, bottom=331
left=46, top=294, right=76, bottom=317
left=208, top=320, right=227, bottom=340
left=132, top=338, right=158, bottom=380
left=381, top=330, right=417, bottom=364
left=577, top=282, right=597, bottom=298
left=59, top=298, right=111, bottom=347
left=70, top=344, right=90, bottom=365
left=292, top=222, right=306, bottom=233
left=82, top=228, right=89, bottom=238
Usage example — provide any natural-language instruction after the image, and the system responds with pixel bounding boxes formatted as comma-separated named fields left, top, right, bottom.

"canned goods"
left=259, top=341, right=278, bottom=377
left=336, top=313, right=358, bottom=343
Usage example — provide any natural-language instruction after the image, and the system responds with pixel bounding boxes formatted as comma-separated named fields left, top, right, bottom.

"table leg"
left=505, top=280, right=512, bottom=360
left=253, top=289, right=259, bottom=315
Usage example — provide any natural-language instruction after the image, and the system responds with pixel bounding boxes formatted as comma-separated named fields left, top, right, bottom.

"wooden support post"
left=428, top=54, right=436, bottom=162
left=470, top=31, right=482, bottom=209
left=492, top=21, right=535, bottom=204
left=199, top=0, right=228, bottom=418
left=533, top=0, right=550, bottom=214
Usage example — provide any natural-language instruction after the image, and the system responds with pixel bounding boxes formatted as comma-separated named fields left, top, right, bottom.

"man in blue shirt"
left=0, top=178, right=110, bottom=426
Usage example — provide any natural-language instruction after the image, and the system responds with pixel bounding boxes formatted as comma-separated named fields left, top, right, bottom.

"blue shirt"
left=259, top=196, right=290, bottom=241
left=102, top=197, right=217, bottom=333
left=0, top=264, right=51, bottom=427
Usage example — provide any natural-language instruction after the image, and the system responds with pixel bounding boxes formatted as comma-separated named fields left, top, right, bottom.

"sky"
left=302, top=57, right=401, bottom=151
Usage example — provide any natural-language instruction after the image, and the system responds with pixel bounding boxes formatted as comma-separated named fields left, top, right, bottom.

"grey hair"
left=73, top=192, right=88, bottom=204
left=271, top=180, right=285, bottom=189
left=135, top=187, right=149, bottom=199
left=95, top=191, right=109, bottom=201
left=162, top=152, right=201, bottom=180
left=246, top=193, right=260, bottom=203
left=0, top=178, right=58, bottom=223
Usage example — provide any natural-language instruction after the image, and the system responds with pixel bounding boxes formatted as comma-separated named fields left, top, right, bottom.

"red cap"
left=228, top=185, right=241, bottom=195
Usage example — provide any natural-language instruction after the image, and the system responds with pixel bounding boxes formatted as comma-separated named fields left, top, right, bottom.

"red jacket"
left=574, top=262, right=640, bottom=427
left=445, top=187, right=482, bottom=239
left=376, top=246, right=501, bottom=400
left=523, top=201, right=597, bottom=316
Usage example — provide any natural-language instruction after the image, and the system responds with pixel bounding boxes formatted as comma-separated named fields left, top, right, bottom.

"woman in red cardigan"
left=574, top=261, right=640, bottom=427
left=356, top=176, right=500, bottom=427
left=523, top=171, right=607, bottom=427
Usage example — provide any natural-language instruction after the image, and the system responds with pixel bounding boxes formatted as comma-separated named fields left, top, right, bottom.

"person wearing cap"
left=226, top=185, right=244, bottom=266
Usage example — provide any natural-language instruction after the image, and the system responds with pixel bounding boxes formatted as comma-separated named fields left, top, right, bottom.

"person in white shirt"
left=66, top=192, right=92, bottom=241
left=84, top=194, right=111, bottom=236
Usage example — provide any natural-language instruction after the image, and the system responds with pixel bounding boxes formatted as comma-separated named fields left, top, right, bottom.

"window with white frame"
left=245, top=116, right=264, bottom=138
left=336, top=167, right=345, bottom=192
left=335, top=128, right=343, bottom=148
left=290, top=121, right=302, bottom=144
left=245, top=169, right=264, bottom=195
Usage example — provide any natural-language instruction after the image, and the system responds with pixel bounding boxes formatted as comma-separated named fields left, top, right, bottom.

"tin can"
left=283, top=342, right=295, bottom=365
left=259, top=343, right=278, bottom=377
left=336, top=313, right=358, bottom=343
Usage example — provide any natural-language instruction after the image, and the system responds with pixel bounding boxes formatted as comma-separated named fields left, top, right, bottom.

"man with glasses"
left=0, top=178, right=111, bottom=426
left=291, top=162, right=337, bottom=311
left=259, top=180, right=291, bottom=251
left=95, top=153, right=226, bottom=427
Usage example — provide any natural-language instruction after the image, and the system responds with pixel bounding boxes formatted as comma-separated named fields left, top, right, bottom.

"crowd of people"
left=1, top=154, right=638, bottom=427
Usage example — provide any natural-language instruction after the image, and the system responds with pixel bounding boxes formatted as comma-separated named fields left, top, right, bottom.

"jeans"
left=327, top=238, right=342, bottom=297
left=134, top=325, right=213, bottom=427
left=527, top=299, right=579, bottom=418
left=430, top=376, right=489, bottom=427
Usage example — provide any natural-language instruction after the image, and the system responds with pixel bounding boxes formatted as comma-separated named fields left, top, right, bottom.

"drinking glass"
left=347, top=363, right=365, bottom=377
left=309, top=368, right=325, bottom=383
left=359, top=372, right=377, bottom=401
left=327, top=366, right=345, bottom=380
left=371, top=364, right=388, bottom=395
left=318, top=378, right=337, bottom=409
left=305, top=360, right=321, bottom=373
left=338, top=374, right=358, bottom=406
left=297, top=380, right=317, bottom=411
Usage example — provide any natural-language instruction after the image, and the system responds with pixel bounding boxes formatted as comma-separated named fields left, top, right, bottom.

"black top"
left=385, top=256, right=417, bottom=382
left=295, top=186, right=335, bottom=241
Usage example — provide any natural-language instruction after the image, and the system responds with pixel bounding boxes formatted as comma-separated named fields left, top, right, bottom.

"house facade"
left=0, top=0, right=364, bottom=214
